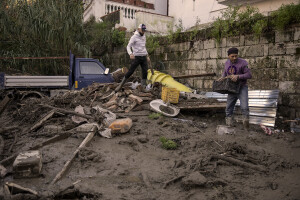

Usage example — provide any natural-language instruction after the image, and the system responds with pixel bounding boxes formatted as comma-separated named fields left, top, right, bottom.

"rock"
left=136, top=135, right=149, bottom=143
left=181, top=172, right=207, bottom=187
left=13, top=150, right=42, bottom=178
left=162, top=122, right=170, bottom=127
left=0, top=164, right=7, bottom=178
left=43, top=125, right=63, bottom=133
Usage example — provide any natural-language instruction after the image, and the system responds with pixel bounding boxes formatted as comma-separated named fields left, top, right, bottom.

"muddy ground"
left=0, top=86, right=299, bottom=200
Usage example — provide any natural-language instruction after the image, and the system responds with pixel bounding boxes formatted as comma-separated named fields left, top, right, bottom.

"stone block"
left=13, top=151, right=42, bottom=178
left=202, top=49, right=210, bottom=59
left=193, top=40, right=204, bottom=50
left=206, top=59, right=218, bottom=71
left=279, top=81, right=298, bottom=93
left=268, top=43, right=286, bottom=55
left=244, top=45, right=264, bottom=57
left=276, top=55, right=299, bottom=68
left=227, top=36, right=240, bottom=47
left=209, top=48, right=218, bottom=59
left=245, top=35, right=259, bottom=46
left=203, top=80, right=214, bottom=89
left=194, top=79, right=204, bottom=89
left=203, top=39, right=216, bottom=49
left=286, top=43, right=300, bottom=55
left=279, top=68, right=300, bottom=81
left=264, top=45, right=269, bottom=57
left=220, top=38, right=227, bottom=48
left=275, top=30, right=293, bottom=43
left=221, top=48, right=228, bottom=58
left=240, top=35, right=245, bottom=46
left=187, top=60, right=197, bottom=70
left=181, top=42, right=191, bottom=51
left=289, top=95, right=300, bottom=107
left=169, top=43, right=181, bottom=52
left=254, top=57, right=277, bottom=68
left=294, top=26, right=300, bottom=41
left=260, top=32, right=275, bottom=44
left=263, top=68, right=278, bottom=80
left=196, top=60, right=207, bottom=71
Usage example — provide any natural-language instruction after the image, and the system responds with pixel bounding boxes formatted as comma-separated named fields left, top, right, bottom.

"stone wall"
left=104, top=25, right=300, bottom=119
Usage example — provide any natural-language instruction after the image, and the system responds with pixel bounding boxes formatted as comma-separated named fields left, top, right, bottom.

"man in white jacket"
left=115, top=24, right=150, bottom=92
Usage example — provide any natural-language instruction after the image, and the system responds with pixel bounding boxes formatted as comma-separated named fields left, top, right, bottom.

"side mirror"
left=104, top=68, right=110, bottom=74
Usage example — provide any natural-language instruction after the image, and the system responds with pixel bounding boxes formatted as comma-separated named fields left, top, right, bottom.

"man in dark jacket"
left=220, top=47, right=252, bottom=130
left=115, top=23, right=150, bottom=92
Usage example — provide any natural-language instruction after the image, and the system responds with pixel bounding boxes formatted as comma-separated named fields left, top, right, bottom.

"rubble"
left=0, top=79, right=299, bottom=199
left=13, top=150, right=42, bottom=178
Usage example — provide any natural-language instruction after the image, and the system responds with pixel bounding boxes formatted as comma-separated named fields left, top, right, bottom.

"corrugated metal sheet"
left=204, top=90, right=279, bottom=127
left=5, top=76, right=68, bottom=87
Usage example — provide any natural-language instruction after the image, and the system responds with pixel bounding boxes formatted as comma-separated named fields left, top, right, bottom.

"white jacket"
left=126, top=31, right=148, bottom=56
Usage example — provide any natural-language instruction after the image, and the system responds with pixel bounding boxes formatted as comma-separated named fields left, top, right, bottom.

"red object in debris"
left=260, top=124, right=273, bottom=135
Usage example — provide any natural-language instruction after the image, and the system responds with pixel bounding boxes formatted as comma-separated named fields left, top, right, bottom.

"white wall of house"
left=245, top=0, right=299, bottom=15
left=169, top=0, right=299, bottom=31
left=83, top=0, right=168, bottom=22
left=135, top=11, right=173, bottom=34
left=168, top=0, right=226, bottom=31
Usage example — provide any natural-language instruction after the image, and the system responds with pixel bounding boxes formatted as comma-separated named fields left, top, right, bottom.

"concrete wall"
left=135, top=11, right=173, bottom=34
left=104, top=25, right=300, bottom=119
left=168, top=0, right=226, bottom=30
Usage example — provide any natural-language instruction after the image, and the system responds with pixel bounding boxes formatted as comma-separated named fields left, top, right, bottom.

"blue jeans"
left=225, top=85, right=249, bottom=117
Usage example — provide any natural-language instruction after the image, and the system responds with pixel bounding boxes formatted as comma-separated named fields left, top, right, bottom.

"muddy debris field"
left=0, top=81, right=299, bottom=200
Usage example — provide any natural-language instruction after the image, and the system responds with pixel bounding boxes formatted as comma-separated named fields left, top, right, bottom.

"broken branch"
left=211, top=155, right=267, bottom=172
left=51, top=126, right=98, bottom=184
left=39, top=104, right=94, bottom=120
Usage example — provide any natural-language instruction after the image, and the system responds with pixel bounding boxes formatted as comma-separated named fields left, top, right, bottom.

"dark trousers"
left=125, top=56, right=148, bottom=79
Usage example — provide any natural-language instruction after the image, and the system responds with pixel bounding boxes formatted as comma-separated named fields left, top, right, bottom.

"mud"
left=0, top=87, right=300, bottom=200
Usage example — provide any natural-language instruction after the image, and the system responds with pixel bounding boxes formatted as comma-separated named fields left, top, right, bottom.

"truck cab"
left=69, top=53, right=114, bottom=90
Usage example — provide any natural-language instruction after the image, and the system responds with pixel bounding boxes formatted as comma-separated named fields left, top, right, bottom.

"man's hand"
left=147, top=56, right=151, bottom=63
left=217, top=77, right=225, bottom=81
left=230, top=75, right=239, bottom=82
left=130, top=54, right=135, bottom=60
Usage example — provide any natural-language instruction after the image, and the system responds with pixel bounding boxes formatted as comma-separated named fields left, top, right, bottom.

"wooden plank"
left=177, top=102, right=227, bottom=110
left=30, top=110, right=55, bottom=131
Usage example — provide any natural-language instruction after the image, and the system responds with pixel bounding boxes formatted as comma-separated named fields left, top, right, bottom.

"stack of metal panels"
left=205, top=90, right=280, bottom=127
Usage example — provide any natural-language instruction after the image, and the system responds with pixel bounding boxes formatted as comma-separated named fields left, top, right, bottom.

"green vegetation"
left=159, top=137, right=178, bottom=150
left=0, top=0, right=126, bottom=75
left=148, top=112, right=163, bottom=120
left=0, top=0, right=89, bottom=75
left=271, top=2, right=300, bottom=30
left=211, top=2, right=300, bottom=42
left=211, top=5, right=265, bottom=42
left=84, top=17, right=125, bottom=56
left=167, top=19, right=184, bottom=44
left=146, top=34, right=160, bottom=55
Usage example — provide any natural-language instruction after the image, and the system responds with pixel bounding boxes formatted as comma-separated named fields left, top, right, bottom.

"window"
left=80, top=62, right=104, bottom=75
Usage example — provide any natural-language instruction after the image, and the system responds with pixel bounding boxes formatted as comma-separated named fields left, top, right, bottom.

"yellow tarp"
left=147, top=70, right=192, bottom=92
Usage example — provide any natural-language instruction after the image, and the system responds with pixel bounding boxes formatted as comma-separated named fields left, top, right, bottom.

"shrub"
left=160, top=137, right=177, bottom=150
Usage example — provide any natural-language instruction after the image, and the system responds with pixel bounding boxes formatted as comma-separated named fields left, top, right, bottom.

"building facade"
left=169, top=0, right=299, bottom=31
left=83, top=0, right=170, bottom=33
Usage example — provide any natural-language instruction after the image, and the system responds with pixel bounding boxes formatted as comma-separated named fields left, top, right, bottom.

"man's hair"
left=228, top=47, right=238, bottom=56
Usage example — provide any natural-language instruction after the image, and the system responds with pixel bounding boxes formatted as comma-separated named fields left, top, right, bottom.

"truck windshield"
left=80, top=61, right=105, bottom=74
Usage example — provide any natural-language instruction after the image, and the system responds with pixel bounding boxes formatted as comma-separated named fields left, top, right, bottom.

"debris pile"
left=0, top=80, right=299, bottom=200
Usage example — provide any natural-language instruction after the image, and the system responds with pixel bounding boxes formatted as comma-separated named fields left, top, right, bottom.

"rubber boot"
left=115, top=77, right=127, bottom=92
left=243, top=116, right=250, bottom=131
left=225, top=116, right=234, bottom=127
